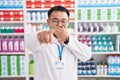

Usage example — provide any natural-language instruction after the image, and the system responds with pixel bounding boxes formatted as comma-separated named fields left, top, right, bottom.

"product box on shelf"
left=26, top=0, right=74, bottom=8
left=0, top=35, right=25, bottom=53
left=0, top=10, right=23, bottom=21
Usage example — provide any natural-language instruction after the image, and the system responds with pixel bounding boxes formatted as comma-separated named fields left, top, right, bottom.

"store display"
left=96, top=61, right=108, bottom=75
left=107, top=55, right=120, bottom=75
left=0, top=0, right=23, bottom=8
left=78, top=34, right=117, bottom=52
left=77, top=8, right=120, bottom=20
left=78, top=58, right=96, bottom=75
left=0, top=0, right=120, bottom=80
left=27, top=11, right=48, bottom=22
left=27, top=10, right=74, bottom=22
left=77, top=0, right=120, bottom=7
left=26, top=0, right=74, bottom=8
left=0, top=10, right=23, bottom=21
left=78, top=55, right=120, bottom=76
left=0, top=26, right=24, bottom=33
left=0, top=55, right=25, bottom=76
left=0, top=36, right=25, bottom=52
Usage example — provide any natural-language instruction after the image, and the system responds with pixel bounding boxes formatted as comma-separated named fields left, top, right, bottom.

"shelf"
left=92, top=52, right=120, bottom=54
left=77, top=6, right=120, bottom=9
left=0, top=33, right=24, bottom=35
left=77, top=20, right=120, bottom=23
left=27, top=20, right=75, bottom=24
left=0, top=21, right=24, bottom=23
left=27, top=21, right=47, bottom=24
left=77, top=32, right=120, bottom=35
left=0, top=52, right=25, bottom=55
left=0, top=9, right=23, bottom=10
left=29, top=75, right=34, bottom=77
left=18, top=75, right=120, bottom=78
left=78, top=75, right=120, bottom=78
left=26, top=8, right=75, bottom=11
left=0, top=76, right=25, bottom=78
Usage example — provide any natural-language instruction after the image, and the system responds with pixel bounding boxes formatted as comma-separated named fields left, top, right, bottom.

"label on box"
left=11, top=56, right=17, bottom=76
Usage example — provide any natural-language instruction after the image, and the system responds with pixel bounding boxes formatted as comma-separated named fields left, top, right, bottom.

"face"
left=47, top=11, right=69, bottom=30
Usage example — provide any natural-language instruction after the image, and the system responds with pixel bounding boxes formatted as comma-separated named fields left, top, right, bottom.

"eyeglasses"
left=50, top=19, right=68, bottom=25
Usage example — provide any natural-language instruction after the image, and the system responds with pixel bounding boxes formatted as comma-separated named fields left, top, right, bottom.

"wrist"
left=64, top=36, right=69, bottom=45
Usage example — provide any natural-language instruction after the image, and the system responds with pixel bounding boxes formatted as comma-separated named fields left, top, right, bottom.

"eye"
left=53, top=20, right=58, bottom=22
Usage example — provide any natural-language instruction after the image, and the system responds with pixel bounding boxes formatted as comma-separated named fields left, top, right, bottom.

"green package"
left=29, top=60, right=34, bottom=75
left=117, top=15, right=120, bottom=20
left=77, top=9, right=81, bottom=20
left=87, top=9, right=91, bottom=20
left=7, top=56, right=11, bottom=75
left=107, top=15, right=111, bottom=20
left=97, top=9, right=101, bottom=15
left=17, top=55, right=20, bottom=75
left=107, top=9, right=111, bottom=15
left=117, top=9, right=120, bottom=15
left=97, top=15, right=101, bottom=20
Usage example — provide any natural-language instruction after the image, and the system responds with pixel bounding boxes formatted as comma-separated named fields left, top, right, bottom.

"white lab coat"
left=26, top=33, right=92, bottom=80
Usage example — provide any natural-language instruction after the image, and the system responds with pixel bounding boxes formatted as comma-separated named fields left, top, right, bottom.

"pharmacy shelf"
left=78, top=75, right=120, bottom=78
left=77, top=6, right=120, bottom=9
left=29, top=75, right=34, bottom=77
left=92, top=52, right=120, bottom=54
left=0, top=21, right=24, bottom=23
left=0, top=52, right=25, bottom=55
left=27, top=21, right=47, bottom=24
left=77, top=32, right=120, bottom=35
left=0, top=76, right=26, bottom=78
left=27, top=20, right=74, bottom=24
left=0, top=9, right=23, bottom=10
left=0, top=33, right=24, bottom=36
left=26, top=8, right=75, bottom=11
left=77, top=20, right=120, bottom=23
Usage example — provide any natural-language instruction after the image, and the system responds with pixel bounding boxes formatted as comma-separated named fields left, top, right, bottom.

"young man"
left=26, top=6, right=92, bottom=80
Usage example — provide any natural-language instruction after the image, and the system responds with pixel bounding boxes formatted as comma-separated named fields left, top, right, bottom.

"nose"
left=57, top=21, right=62, bottom=27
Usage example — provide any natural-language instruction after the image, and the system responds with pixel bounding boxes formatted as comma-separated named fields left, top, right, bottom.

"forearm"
left=65, top=36, right=92, bottom=62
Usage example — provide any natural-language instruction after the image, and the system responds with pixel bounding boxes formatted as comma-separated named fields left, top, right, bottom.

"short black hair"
left=48, top=6, right=70, bottom=18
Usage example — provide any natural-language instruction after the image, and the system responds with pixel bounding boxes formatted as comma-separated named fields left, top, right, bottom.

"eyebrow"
left=51, top=18, right=68, bottom=20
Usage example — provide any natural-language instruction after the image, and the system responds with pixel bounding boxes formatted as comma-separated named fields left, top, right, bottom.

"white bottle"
left=97, top=62, right=101, bottom=75
left=78, top=23, right=83, bottom=32
left=83, top=23, right=88, bottom=32
left=89, top=23, right=93, bottom=32
left=32, top=25, right=36, bottom=33
left=104, top=23, right=111, bottom=32
left=93, top=23, right=99, bottom=32
left=99, top=23, right=104, bottom=32
left=104, top=64, right=108, bottom=75
left=100, top=64, right=104, bottom=75
left=41, top=12, right=45, bottom=21
left=36, top=12, right=41, bottom=21
left=27, top=24, right=32, bottom=33
left=27, top=12, right=31, bottom=21
left=31, top=12, right=36, bottom=22
left=111, top=23, right=118, bottom=32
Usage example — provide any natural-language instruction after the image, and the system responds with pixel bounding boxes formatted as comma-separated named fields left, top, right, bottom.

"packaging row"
left=0, top=55, right=25, bottom=76
left=0, top=36, right=25, bottom=52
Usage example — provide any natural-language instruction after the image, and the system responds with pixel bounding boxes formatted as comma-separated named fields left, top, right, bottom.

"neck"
left=58, top=40, right=63, bottom=46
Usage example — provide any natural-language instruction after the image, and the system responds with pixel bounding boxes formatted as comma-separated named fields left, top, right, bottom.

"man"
left=26, top=6, right=92, bottom=80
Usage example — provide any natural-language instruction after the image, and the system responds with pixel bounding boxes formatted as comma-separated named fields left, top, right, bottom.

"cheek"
left=64, top=24, right=68, bottom=29
left=48, top=23, right=54, bottom=29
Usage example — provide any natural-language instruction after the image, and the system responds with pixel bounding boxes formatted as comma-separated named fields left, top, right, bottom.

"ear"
left=47, top=19, right=50, bottom=25
left=47, top=19, right=51, bottom=29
